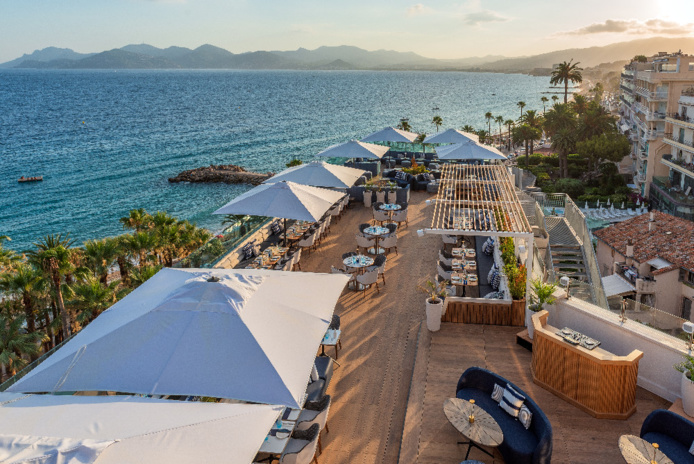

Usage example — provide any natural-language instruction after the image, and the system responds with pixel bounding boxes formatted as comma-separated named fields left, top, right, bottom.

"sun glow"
left=654, top=0, right=694, bottom=24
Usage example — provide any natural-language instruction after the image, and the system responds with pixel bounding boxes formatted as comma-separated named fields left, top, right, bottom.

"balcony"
left=639, top=150, right=649, bottom=160
left=662, top=132, right=694, bottom=153
left=661, top=155, right=694, bottom=177
left=666, top=114, right=694, bottom=130
left=641, top=129, right=663, bottom=141
left=634, top=87, right=668, bottom=101
left=651, top=176, right=694, bottom=206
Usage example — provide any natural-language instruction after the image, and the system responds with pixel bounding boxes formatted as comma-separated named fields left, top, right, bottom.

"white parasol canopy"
left=435, top=142, right=507, bottom=160
left=213, top=181, right=344, bottom=222
left=424, top=129, right=479, bottom=144
left=316, top=140, right=389, bottom=159
left=8, top=268, right=350, bottom=409
left=0, top=393, right=281, bottom=464
left=360, top=126, right=418, bottom=143
left=262, top=161, right=364, bottom=189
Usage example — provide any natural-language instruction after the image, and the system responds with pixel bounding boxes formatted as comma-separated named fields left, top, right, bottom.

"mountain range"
left=2, top=37, right=694, bottom=73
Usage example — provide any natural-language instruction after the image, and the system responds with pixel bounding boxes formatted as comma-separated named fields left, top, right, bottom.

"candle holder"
left=651, top=442, right=659, bottom=464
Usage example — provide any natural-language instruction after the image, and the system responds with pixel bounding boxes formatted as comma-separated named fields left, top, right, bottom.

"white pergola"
left=419, top=164, right=534, bottom=304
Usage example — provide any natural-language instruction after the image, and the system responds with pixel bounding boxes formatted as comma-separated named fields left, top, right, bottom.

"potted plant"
left=363, top=185, right=373, bottom=208
left=674, top=354, right=694, bottom=416
left=418, top=277, right=448, bottom=332
left=527, top=279, right=557, bottom=339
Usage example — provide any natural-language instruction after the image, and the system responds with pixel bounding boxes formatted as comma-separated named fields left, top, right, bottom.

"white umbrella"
left=435, top=141, right=507, bottom=160
left=621, top=201, right=625, bottom=209
left=262, top=161, right=364, bottom=189
left=213, top=181, right=345, bottom=245
left=8, top=268, right=350, bottom=409
left=424, top=129, right=479, bottom=144
left=607, top=198, right=611, bottom=206
left=361, top=126, right=418, bottom=143
left=0, top=393, right=281, bottom=464
left=597, top=200, right=601, bottom=208
left=584, top=201, right=589, bottom=209
left=636, top=198, right=641, bottom=206
left=316, top=140, right=389, bottom=159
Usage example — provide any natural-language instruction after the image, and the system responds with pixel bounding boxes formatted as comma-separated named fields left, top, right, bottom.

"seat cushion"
left=641, top=432, right=694, bottom=464
left=457, top=388, right=538, bottom=464
left=314, top=356, right=333, bottom=384
left=305, top=379, right=325, bottom=402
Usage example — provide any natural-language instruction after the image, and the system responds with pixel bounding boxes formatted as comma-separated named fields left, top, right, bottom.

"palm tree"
left=114, top=234, right=134, bottom=286
left=517, top=101, right=526, bottom=119
left=551, top=95, right=559, bottom=105
left=512, top=124, right=542, bottom=168
left=540, top=96, right=549, bottom=115
left=578, top=101, right=616, bottom=141
left=130, top=264, right=163, bottom=289
left=69, top=276, right=120, bottom=325
left=544, top=103, right=578, bottom=177
left=82, top=237, right=118, bottom=284
left=0, top=236, right=20, bottom=272
left=495, top=115, right=504, bottom=145
left=119, top=208, right=152, bottom=232
left=397, top=119, right=412, bottom=132
left=476, top=129, right=489, bottom=144
left=0, top=314, right=43, bottom=377
left=571, top=94, right=588, bottom=115
left=504, top=119, right=515, bottom=151
left=26, top=234, right=76, bottom=338
left=520, top=110, right=544, bottom=156
left=432, top=115, right=443, bottom=133
left=0, top=264, right=44, bottom=335
left=485, top=112, right=493, bottom=138
left=461, top=124, right=475, bottom=133
left=122, top=231, right=158, bottom=270
left=550, top=59, right=583, bottom=103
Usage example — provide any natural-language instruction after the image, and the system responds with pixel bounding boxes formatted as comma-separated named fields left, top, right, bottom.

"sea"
left=0, top=69, right=550, bottom=251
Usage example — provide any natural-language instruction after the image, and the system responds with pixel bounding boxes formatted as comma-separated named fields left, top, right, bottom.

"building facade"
left=651, top=90, right=694, bottom=220
left=618, top=52, right=694, bottom=199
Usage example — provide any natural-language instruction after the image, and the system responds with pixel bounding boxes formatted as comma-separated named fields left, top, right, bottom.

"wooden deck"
left=286, top=190, right=670, bottom=464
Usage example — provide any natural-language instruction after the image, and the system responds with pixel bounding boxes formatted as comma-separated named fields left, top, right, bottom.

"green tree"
left=83, top=237, right=119, bottom=284
left=0, top=264, right=44, bottom=336
left=26, top=234, right=77, bottom=338
left=577, top=101, right=616, bottom=141
left=540, top=96, right=549, bottom=115
left=432, top=115, right=443, bottom=133
left=544, top=103, right=577, bottom=178
left=461, top=124, right=475, bottom=133
left=520, top=110, right=544, bottom=156
left=551, top=127, right=577, bottom=178
left=504, top=119, right=515, bottom=151
left=576, top=133, right=631, bottom=173
left=476, top=129, right=489, bottom=144
left=122, top=231, right=158, bottom=270
left=554, top=178, right=585, bottom=198
left=551, top=95, right=559, bottom=105
left=397, top=119, right=412, bottom=132
left=114, top=234, right=134, bottom=286
left=119, top=208, right=152, bottom=232
left=0, top=314, right=44, bottom=377
left=550, top=59, right=583, bottom=103
left=485, top=112, right=493, bottom=138
left=512, top=124, right=542, bottom=168
left=130, top=264, right=163, bottom=289
left=69, top=276, right=120, bottom=325
left=517, top=101, right=526, bottom=119
left=632, top=55, right=647, bottom=63
left=571, top=94, right=588, bottom=115
left=495, top=115, right=504, bottom=144
left=590, top=82, right=605, bottom=101
left=0, top=236, right=20, bottom=272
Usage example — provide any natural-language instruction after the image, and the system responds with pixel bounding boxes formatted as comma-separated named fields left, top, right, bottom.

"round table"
left=363, top=225, right=389, bottom=255
left=379, top=203, right=401, bottom=225
left=343, top=255, right=374, bottom=272
left=443, top=398, right=503, bottom=461
left=618, top=435, right=674, bottom=464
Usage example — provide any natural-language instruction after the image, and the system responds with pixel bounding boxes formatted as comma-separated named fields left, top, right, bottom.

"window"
left=683, top=298, right=692, bottom=320
left=688, top=271, right=694, bottom=285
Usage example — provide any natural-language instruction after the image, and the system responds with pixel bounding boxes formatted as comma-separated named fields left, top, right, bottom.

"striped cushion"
left=499, top=384, right=525, bottom=418
left=491, top=383, right=504, bottom=403
left=518, top=404, right=533, bottom=430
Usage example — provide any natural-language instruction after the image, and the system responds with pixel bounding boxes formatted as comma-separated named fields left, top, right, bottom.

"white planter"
left=376, top=191, right=386, bottom=203
left=426, top=298, right=443, bottom=332
left=387, top=191, right=397, bottom=204
left=681, top=371, right=694, bottom=416
left=364, top=192, right=372, bottom=208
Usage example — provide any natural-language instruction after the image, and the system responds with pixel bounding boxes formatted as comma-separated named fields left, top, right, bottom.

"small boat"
left=18, top=176, right=43, bottom=183
left=432, top=107, right=440, bottom=110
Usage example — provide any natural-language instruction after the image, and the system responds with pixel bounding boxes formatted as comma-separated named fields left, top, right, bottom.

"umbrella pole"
left=284, top=218, right=288, bottom=247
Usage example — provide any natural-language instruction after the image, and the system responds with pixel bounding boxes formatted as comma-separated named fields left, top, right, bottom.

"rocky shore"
left=168, top=164, right=273, bottom=185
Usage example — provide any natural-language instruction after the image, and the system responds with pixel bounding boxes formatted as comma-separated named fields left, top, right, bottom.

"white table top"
left=321, top=329, right=341, bottom=347
left=363, top=226, right=389, bottom=236
left=343, top=255, right=374, bottom=268
left=379, top=203, right=401, bottom=211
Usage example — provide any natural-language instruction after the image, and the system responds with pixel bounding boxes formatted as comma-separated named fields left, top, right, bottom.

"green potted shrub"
left=419, top=277, right=448, bottom=332
left=527, top=279, right=557, bottom=339
left=674, top=354, right=694, bottom=416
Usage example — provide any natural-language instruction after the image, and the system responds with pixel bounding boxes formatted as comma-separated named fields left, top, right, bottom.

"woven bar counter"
left=530, top=310, right=644, bottom=420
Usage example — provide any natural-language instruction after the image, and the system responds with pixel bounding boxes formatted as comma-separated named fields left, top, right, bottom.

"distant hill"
left=478, top=37, right=694, bottom=72
left=3, top=37, right=694, bottom=72
left=0, top=46, right=94, bottom=68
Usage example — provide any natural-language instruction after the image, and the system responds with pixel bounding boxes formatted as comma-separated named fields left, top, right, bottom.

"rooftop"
left=593, top=210, right=694, bottom=274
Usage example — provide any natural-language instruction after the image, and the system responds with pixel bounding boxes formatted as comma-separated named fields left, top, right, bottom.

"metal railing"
left=607, top=298, right=690, bottom=342
left=0, top=334, right=76, bottom=392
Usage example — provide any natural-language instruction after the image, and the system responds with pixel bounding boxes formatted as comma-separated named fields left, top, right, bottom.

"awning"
left=361, top=126, right=418, bottom=143
left=647, top=257, right=672, bottom=270
left=602, top=274, right=636, bottom=297
left=0, top=393, right=281, bottom=464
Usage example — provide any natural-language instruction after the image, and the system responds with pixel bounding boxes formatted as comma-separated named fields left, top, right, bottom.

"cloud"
left=461, top=10, right=508, bottom=26
left=563, top=18, right=694, bottom=36
left=406, top=4, right=432, bottom=17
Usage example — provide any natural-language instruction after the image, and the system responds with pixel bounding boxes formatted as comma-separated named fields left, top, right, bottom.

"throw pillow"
left=500, top=384, right=525, bottom=418
left=292, top=423, right=320, bottom=441
left=518, top=404, right=533, bottom=430
left=491, top=383, right=504, bottom=403
left=310, top=364, right=319, bottom=382
left=305, top=395, right=330, bottom=412
left=429, top=173, right=436, bottom=181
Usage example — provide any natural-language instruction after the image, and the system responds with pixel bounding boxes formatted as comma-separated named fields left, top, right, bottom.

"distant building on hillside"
left=617, top=51, right=694, bottom=205
left=594, top=210, right=694, bottom=320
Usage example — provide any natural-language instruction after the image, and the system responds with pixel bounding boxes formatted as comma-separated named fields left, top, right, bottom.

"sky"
left=1, top=0, right=693, bottom=63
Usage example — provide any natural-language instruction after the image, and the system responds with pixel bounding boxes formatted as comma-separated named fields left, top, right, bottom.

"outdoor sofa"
left=306, top=355, right=333, bottom=402
left=382, top=169, right=414, bottom=188
left=455, top=367, right=553, bottom=464
left=640, top=409, right=694, bottom=463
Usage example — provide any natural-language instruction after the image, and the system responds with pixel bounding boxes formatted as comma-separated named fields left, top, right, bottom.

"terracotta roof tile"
left=593, top=211, right=694, bottom=273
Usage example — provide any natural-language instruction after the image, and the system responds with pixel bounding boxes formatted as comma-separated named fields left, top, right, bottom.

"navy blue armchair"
left=640, top=409, right=694, bottom=463
left=455, top=367, right=553, bottom=464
